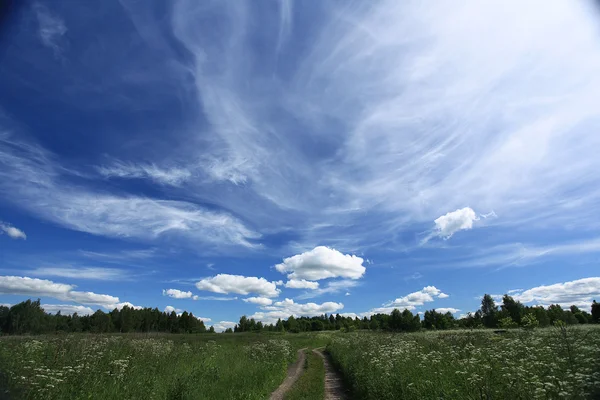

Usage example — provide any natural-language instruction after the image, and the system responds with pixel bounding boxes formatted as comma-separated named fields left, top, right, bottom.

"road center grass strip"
left=284, top=349, right=325, bottom=400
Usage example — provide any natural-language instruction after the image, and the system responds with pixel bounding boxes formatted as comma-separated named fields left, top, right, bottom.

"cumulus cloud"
left=212, top=321, right=237, bottom=332
left=42, top=304, right=95, bottom=316
left=249, top=298, right=344, bottom=325
left=0, top=222, right=26, bottom=240
left=438, top=293, right=449, bottom=299
left=97, top=161, right=191, bottom=186
left=29, top=267, right=126, bottom=280
left=162, top=289, right=194, bottom=299
left=0, top=275, right=131, bottom=307
left=511, top=277, right=600, bottom=309
left=243, top=297, right=273, bottom=306
left=284, top=279, right=319, bottom=290
left=164, top=305, right=182, bottom=314
left=197, top=316, right=211, bottom=322
left=433, top=307, right=460, bottom=314
left=196, top=274, right=280, bottom=297
left=433, top=207, right=478, bottom=240
left=275, top=247, right=366, bottom=281
left=386, top=286, right=445, bottom=308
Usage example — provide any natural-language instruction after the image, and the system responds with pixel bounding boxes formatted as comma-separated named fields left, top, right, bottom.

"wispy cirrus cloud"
left=96, top=160, right=192, bottom=186
left=33, top=3, right=67, bottom=58
left=28, top=266, right=128, bottom=281
left=0, top=135, right=261, bottom=250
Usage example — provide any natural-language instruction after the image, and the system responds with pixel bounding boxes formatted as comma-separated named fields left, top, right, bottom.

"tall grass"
left=327, top=326, right=600, bottom=399
left=284, top=350, right=325, bottom=400
left=0, top=332, right=332, bottom=400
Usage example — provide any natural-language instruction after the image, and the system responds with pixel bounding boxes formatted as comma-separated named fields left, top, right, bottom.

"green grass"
left=284, top=350, right=325, bottom=400
left=327, top=326, right=600, bottom=399
left=0, top=332, right=333, bottom=400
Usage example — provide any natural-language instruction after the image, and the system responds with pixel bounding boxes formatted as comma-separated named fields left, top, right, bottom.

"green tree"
left=501, top=295, right=524, bottom=324
left=480, top=294, right=498, bottom=328
left=592, top=300, right=600, bottom=323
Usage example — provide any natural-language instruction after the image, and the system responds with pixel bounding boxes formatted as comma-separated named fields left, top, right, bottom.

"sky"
left=1, top=0, right=600, bottom=331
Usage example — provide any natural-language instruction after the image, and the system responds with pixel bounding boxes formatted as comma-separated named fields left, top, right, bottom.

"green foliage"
left=328, top=327, right=600, bottom=399
left=480, top=294, right=498, bottom=328
left=284, top=350, right=325, bottom=400
left=498, top=317, right=518, bottom=329
left=0, top=301, right=207, bottom=335
left=0, top=332, right=332, bottom=399
left=520, top=313, right=539, bottom=330
left=592, top=300, right=600, bottom=323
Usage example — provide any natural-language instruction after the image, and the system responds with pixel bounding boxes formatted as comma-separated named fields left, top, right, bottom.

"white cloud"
left=511, top=277, right=600, bottom=309
left=0, top=136, right=261, bottom=250
left=433, top=307, right=460, bottom=314
left=212, top=321, right=236, bottom=332
left=284, top=279, right=319, bottom=290
left=0, top=275, right=128, bottom=307
left=296, top=279, right=360, bottom=300
left=164, top=305, right=182, bottom=314
left=250, top=298, right=344, bottom=325
left=162, top=289, right=194, bottom=299
left=438, top=293, right=449, bottom=299
left=275, top=247, right=366, bottom=281
left=197, top=316, right=211, bottom=322
left=0, top=222, right=26, bottom=240
left=42, top=304, right=95, bottom=316
left=196, top=274, right=280, bottom=297
left=194, top=295, right=238, bottom=301
left=432, top=207, right=478, bottom=240
left=386, top=286, right=444, bottom=308
left=29, top=267, right=126, bottom=281
left=243, top=297, right=273, bottom=306
left=97, top=161, right=191, bottom=186
left=33, top=4, right=67, bottom=57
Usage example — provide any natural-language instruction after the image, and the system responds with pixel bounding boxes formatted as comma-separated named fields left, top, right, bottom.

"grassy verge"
left=284, top=350, right=325, bottom=400
left=0, top=332, right=334, bottom=400
left=327, top=327, right=600, bottom=399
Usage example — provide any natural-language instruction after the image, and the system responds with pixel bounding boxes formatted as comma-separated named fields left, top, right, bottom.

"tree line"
left=1, top=296, right=599, bottom=335
left=0, top=300, right=212, bottom=335
left=230, top=296, right=600, bottom=333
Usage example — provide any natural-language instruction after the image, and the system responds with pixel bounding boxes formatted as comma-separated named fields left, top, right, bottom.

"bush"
left=521, top=314, right=539, bottom=330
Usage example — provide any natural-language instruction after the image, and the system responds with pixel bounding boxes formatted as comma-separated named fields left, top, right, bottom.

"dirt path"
left=269, top=348, right=308, bottom=400
left=313, top=348, right=349, bottom=400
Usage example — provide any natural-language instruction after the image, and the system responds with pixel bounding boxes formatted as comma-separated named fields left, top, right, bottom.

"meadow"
left=327, top=326, right=600, bottom=399
left=0, top=327, right=599, bottom=399
left=0, top=332, right=331, bottom=400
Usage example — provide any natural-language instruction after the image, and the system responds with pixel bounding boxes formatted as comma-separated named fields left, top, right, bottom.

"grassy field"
left=1, top=327, right=600, bottom=399
left=0, top=332, right=331, bottom=400
left=327, top=326, right=600, bottom=399
left=284, top=349, right=325, bottom=400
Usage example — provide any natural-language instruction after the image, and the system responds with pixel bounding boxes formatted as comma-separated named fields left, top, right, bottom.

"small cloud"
left=404, top=272, right=423, bottom=281
left=96, top=160, right=191, bottom=186
left=0, top=222, right=26, bottom=240
left=284, top=279, right=319, bottom=290
left=243, top=297, right=273, bottom=306
left=196, top=274, right=280, bottom=298
left=345, top=292, right=350, bottom=296
left=164, top=305, right=182, bottom=314
left=438, top=293, right=449, bottom=299
left=422, top=207, right=479, bottom=244
left=33, top=3, right=67, bottom=58
left=275, top=246, right=366, bottom=281
left=162, top=289, right=194, bottom=299
left=206, top=263, right=215, bottom=270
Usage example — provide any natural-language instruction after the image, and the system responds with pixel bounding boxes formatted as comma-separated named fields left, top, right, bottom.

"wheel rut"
left=269, top=348, right=307, bottom=400
left=313, top=348, right=349, bottom=400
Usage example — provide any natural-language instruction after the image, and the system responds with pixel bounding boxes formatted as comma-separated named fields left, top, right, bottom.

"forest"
left=1, top=295, right=599, bottom=335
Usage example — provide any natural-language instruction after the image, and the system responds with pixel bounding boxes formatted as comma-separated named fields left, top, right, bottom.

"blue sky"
left=1, top=0, right=600, bottom=330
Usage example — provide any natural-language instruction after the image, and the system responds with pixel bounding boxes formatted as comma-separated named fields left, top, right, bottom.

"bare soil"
left=313, top=348, right=349, bottom=400
left=269, top=348, right=308, bottom=400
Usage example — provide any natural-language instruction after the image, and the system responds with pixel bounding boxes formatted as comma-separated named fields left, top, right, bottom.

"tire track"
left=313, top=348, right=349, bottom=400
left=269, top=348, right=307, bottom=400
